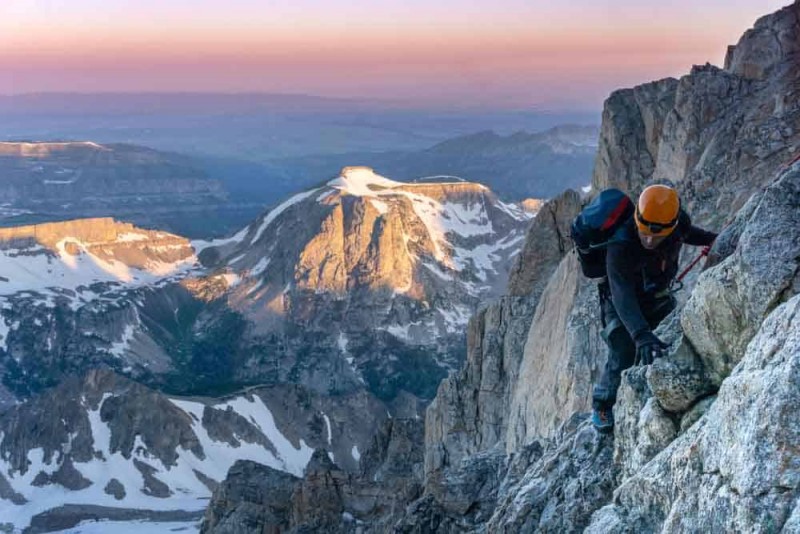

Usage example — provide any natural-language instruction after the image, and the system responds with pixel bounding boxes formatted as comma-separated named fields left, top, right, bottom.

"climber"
left=591, top=184, right=717, bottom=432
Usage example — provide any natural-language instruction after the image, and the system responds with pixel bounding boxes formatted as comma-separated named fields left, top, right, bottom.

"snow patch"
left=116, top=232, right=150, bottom=243
left=322, top=413, right=332, bottom=445
left=370, top=199, right=390, bottom=215
left=250, top=257, right=271, bottom=277
left=52, top=520, right=200, bottom=533
left=328, top=167, right=405, bottom=197
left=0, top=310, right=9, bottom=350
left=439, top=305, right=473, bottom=333
left=338, top=333, right=349, bottom=354
left=221, top=273, right=240, bottom=288
left=109, top=323, right=136, bottom=358
left=0, top=237, right=197, bottom=306
left=251, top=188, right=322, bottom=245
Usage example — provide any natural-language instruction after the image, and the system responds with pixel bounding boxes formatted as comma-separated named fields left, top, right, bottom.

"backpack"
left=570, top=188, right=634, bottom=278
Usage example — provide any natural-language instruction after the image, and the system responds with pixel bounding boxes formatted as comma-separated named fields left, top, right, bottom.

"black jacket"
left=605, top=210, right=716, bottom=341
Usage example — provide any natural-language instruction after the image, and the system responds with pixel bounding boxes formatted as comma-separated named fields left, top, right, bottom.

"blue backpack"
left=570, top=188, right=634, bottom=278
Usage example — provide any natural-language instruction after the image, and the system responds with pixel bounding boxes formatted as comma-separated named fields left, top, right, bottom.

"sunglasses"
left=635, top=207, right=678, bottom=235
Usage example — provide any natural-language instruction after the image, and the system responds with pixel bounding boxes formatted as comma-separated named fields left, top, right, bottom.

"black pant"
left=591, top=284, right=675, bottom=410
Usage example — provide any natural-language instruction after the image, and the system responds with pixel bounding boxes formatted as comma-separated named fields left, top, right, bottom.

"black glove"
left=633, top=331, right=667, bottom=366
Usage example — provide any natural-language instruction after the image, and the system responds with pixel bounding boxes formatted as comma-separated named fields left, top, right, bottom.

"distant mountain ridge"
left=0, top=141, right=263, bottom=237
left=272, top=124, right=598, bottom=200
left=0, top=125, right=595, bottom=240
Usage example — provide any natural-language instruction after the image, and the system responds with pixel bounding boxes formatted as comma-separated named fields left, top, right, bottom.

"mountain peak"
left=724, top=0, right=800, bottom=80
left=329, top=166, right=404, bottom=197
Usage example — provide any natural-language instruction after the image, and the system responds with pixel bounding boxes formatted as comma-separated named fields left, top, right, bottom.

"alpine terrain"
left=3, top=3, right=798, bottom=532
left=196, top=2, right=800, bottom=533
left=0, top=167, right=533, bottom=531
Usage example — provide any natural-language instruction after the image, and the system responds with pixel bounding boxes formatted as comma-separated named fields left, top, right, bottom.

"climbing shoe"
left=592, top=407, right=614, bottom=433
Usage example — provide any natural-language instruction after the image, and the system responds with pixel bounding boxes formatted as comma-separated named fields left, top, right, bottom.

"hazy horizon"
left=1, top=0, right=789, bottom=109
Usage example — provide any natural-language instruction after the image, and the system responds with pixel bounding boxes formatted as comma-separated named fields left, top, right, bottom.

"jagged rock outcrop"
left=725, top=2, right=800, bottom=80
left=595, top=3, right=800, bottom=224
left=592, top=79, right=679, bottom=195
left=201, top=460, right=300, bottom=533
left=202, top=418, right=425, bottom=533
left=486, top=415, right=615, bottom=533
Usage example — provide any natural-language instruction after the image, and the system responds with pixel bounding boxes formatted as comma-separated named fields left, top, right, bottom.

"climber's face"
left=638, top=231, right=668, bottom=250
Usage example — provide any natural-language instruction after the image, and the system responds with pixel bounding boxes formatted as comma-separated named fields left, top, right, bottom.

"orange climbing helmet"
left=634, top=185, right=680, bottom=237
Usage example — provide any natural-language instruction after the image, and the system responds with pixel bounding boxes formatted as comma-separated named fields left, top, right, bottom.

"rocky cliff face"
left=594, top=3, right=800, bottom=222
left=0, top=217, right=201, bottom=402
left=424, top=188, right=582, bottom=476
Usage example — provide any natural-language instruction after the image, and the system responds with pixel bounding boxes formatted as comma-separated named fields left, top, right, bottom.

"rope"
left=676, top=245, right=711, bottom=283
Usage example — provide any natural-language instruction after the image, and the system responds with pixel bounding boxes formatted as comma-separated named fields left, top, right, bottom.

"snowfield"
left=0, top=233, right=198, bottom=302
left=0, top=392, right=315, bottom=531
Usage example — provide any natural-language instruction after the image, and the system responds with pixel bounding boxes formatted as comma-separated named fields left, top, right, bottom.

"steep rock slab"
left=424, top=190, right=581, bottom=475
left=588, top=293, right=800, bottom=533
left=682, top=161, right=800, bottom=385
left=505, top=252, right=604, bottom=447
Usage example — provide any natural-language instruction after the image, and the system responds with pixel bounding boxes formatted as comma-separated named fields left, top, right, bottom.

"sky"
left=0, top=0, right=790, bottom=110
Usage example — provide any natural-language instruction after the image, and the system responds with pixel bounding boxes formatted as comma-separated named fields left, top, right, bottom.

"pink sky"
left=0, top=1, right=789, bottom=109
